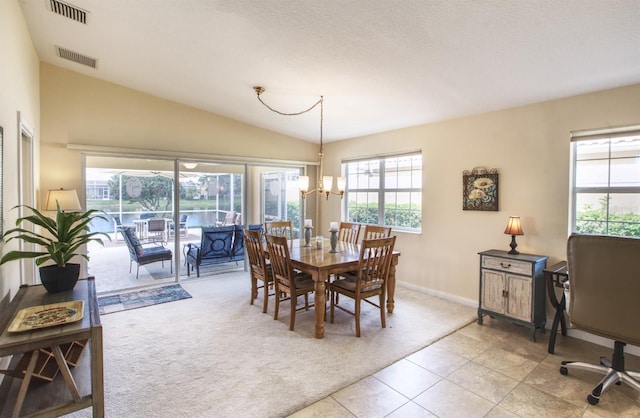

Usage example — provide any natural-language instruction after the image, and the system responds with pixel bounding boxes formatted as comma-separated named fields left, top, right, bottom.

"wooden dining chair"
left=264, top=220, right=293, bottom=242
left=244, top=229, right=273, bottom=313
left=362, top=224, right=392, bottom=239
left=266, top=234, right=315, bottom=331
left=334, top=224, right=392, bottom=288
left=338, top=222, right=361, bottom=244
left=330, top=236, right=396, bottom=337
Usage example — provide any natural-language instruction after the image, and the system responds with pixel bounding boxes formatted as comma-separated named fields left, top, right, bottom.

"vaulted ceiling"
left=19, top=0, right=640, bottom=142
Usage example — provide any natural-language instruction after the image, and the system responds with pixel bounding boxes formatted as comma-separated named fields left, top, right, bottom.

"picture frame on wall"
left=462, top=167, right=499, bottom=211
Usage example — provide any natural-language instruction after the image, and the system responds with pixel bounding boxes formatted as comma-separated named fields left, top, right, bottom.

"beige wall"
left=39, top=64, right=319, bottom=203
left=0, top=1, right=41, bottom=302
left=4, top=3, right=640, bottom=313
left=325, top=84, right=640, bottom=304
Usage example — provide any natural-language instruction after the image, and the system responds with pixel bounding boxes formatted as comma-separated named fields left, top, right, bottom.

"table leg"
left=12, top=350, right=39, bottom=418
left=314, top=277, right=327, bottom=339
left=548, top=294, right=567, bottom=354
left=386, top=256, right=398, bottom=313
left=91, top=327, right=105, bottom=418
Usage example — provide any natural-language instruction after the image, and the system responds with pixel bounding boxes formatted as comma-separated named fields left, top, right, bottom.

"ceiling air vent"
left=56, top=46, right=97, bottom=69
left=49, top=0, right=88, bottom=24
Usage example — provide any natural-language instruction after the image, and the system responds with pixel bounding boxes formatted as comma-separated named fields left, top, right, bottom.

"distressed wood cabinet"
left=477, top=250, right=548, bottom=341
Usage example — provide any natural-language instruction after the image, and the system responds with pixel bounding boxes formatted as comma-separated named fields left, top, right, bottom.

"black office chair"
left=559, top=234, right=640, bottom=405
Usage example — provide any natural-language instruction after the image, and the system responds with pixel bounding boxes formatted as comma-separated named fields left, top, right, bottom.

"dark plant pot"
left=39, top=263, right=81, bottom=293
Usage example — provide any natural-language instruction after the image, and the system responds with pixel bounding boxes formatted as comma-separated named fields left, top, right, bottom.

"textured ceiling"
left=18, top=0, right=640, bottom=143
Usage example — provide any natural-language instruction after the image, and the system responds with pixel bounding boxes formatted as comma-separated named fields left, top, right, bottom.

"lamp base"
left=508, top=235, right=519, bottom=255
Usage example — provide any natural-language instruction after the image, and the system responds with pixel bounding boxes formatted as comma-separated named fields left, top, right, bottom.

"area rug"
left=67, top=272, right=476, bottom=418
left=97, top=284, right=192, bottom=315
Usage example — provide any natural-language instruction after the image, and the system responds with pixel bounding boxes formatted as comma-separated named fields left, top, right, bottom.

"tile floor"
left=289, top=318, right=640, bottom=418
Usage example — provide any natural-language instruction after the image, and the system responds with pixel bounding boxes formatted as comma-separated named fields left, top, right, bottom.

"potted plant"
left=0, top=203, right=111, bottom=293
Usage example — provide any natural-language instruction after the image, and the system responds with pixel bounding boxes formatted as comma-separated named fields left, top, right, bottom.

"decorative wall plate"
left=7, top=301, right=84, bottom=332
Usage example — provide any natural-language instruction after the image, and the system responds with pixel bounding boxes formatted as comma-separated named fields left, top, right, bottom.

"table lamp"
left=504, top=216, right=524, bottom=255
left=45, top=188, right=82, bottom=212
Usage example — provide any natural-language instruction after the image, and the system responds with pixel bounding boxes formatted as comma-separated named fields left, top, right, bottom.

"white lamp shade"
left=336, top=176, right=346, bottom=192
left=299, top=176, right=310, bottom=193
left=45, top=189, right=82, bottom=211
left=322, top=176, right=333, bottom=191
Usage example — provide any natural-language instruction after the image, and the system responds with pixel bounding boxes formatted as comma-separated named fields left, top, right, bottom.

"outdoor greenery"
left=106, top=174, right=241, bottom=214
left=109, top=175, right=174, bottom=212
left=576, top=197, right=640, bottom=237
left=347, top=202, right=421, bottom=230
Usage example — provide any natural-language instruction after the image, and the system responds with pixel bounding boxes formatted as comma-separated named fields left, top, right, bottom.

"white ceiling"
left=19, top=0, right=640, bottom=143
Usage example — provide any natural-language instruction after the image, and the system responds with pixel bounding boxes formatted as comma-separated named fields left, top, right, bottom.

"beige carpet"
left=66, top=271, right=476, bottom=418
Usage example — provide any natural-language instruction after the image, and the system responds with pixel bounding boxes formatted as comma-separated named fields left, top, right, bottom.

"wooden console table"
left=0, top=278, right=104, bottom=417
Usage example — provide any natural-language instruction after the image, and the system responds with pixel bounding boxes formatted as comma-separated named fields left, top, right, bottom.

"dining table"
left=280, top=238, right=401, bottom=339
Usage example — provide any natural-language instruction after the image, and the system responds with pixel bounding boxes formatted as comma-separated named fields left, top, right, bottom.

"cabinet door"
left=505, top=274, right=532, bottom=321
left=481, top=270, right=505, bottom=314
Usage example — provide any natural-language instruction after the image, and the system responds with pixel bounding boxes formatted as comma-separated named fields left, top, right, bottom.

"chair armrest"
left=186, top=243, right=201, bottom=258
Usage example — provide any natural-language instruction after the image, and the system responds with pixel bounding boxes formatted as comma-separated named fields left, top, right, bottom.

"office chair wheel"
left=587, top=394, right=599, bottom=405
left=559, top=366, right=568, bottom=375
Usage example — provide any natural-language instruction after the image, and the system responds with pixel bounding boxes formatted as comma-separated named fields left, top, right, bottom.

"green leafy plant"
left=0, top=204, right=111, bottom=268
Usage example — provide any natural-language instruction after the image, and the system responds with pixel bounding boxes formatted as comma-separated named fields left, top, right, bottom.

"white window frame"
left=343, top=151, right=422, bottom=232
left=570, top=124, right=640, bottom=237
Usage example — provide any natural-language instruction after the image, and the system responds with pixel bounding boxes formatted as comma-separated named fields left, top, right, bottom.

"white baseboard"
left=398, top=281, right=477, bottom=308
left=564, top=328, right=640, bottom=356
left=397, top=281, right=640, bottom=357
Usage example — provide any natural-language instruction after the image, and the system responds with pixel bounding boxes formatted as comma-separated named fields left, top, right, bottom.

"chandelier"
left=253, top=86, right=346, bottom=199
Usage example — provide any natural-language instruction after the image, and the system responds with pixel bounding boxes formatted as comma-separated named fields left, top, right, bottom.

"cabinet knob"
left=500, top=262, right=511, bottom=269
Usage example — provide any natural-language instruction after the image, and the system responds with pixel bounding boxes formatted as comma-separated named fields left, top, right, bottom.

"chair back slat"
left=357, top=236, right=396, bottom=291
left=265, top=220, right=293, bottom=241
left=363, top=225, right=392, bottom=240
left=266, top=234, right=295, bottom=290
left=245, top=229, right=267, bottom=277
left=338, top=222, right=361, bottom=244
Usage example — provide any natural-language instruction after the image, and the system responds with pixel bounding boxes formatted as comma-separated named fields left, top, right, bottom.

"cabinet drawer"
left=482, top=256, right=532, bottom=276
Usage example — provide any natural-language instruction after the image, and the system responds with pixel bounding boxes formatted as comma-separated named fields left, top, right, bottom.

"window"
left=344, top=152, right=422, bottom=232
left=262, top=169, right=302, bottom=237
left=571, top=125, right=640, bottom=237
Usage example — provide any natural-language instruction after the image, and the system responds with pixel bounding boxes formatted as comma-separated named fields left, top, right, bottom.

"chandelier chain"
left=252, top=85, right=343, bottom=200
left=254, top=87, right=324, bottom=149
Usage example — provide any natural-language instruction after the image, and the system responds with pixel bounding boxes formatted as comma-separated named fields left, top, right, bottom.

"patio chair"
left=186, top=225, right=237, bottom=277
left=121, top=227, right=173, bottom=279
left=216, top=211, right=236, bottom=226
left=147, top=218, right=168, bottom=244
left=112, top=215, right=135, bottom=241
left=169, top=214, right=189, bottom=238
